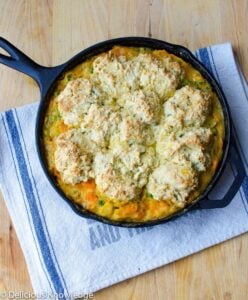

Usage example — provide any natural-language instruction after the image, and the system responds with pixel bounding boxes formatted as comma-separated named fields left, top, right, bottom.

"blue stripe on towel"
left=198, top=47, right=248, bottom=209
left=5, top=110, right=66, bottom=299
left=209, top=47, right=220, bottom=82
left=1, top=115, right=54, bottom=292
left=236, top=64, right=248, bottom=102
left=14, top=109, right=69, bottom=296
left=242, top=177, right=248, bottom=198
left=198, top=48, right=213, bottom=74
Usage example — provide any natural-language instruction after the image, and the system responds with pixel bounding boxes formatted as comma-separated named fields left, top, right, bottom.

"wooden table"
left=0, top=1, right=247, bottom=299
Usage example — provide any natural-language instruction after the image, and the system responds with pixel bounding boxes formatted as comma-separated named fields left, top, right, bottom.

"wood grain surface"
left=0, top=1, right=248, bottom=299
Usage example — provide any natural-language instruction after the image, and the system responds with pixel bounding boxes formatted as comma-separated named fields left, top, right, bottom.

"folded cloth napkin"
left=1, top=43, right=248, bottom=300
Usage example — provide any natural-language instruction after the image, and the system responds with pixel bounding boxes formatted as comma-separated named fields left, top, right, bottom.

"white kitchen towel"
left=0, top=43, right=248, bottom=300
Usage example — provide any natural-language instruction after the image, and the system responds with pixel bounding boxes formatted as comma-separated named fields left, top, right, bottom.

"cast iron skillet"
left=0, top=37, right=245, bottom=227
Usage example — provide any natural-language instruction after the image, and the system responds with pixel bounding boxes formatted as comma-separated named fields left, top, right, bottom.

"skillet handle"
left=0, top=37, right=65, bottom=94
left=197, top=141, right=246, bottom=209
